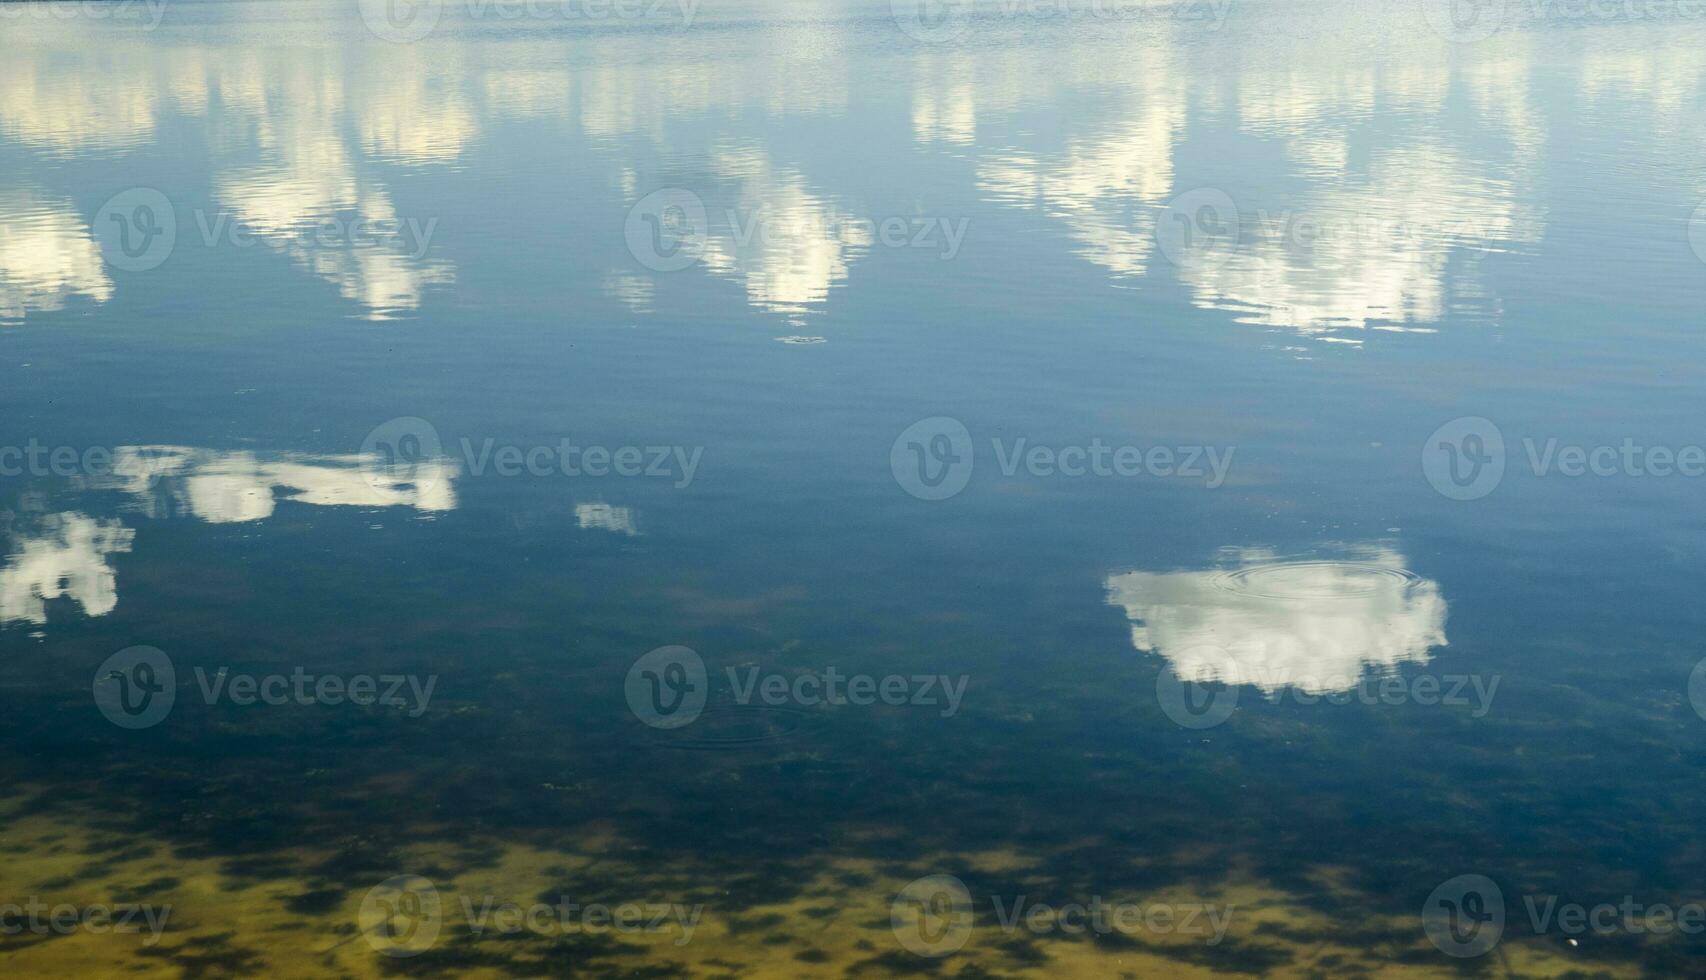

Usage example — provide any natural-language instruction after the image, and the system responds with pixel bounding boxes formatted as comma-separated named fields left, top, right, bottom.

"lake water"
left=4, top=0, right=1706, bottom=975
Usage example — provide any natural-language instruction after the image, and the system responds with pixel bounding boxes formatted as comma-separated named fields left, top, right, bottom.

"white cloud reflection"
left=0, top=37, right=158, bottom=155
left=1104, top=547, right=1448, bottom=694
left=0, top=513, right=134, bottom=625
left=0, top=446, right=643, bottom=628
left=0, top=447, right=457, bottom=627
left=104, top=446, right=458, bottom=523
left=698, top=147, right=864, bottom=317
left=1165, top=32, right=1544, bottom=335
left=1173, top=142, right=1536, bottom=335
left=206, top=53, right=457, bottom=320
left=357, top=48, right=478, bottom=164
left=971, top=43, right=1185, bottom=281
left=7, top=5, right=1700, bottom=334
left=0, top=191, right=112, bottom=323
left=952, top=26, right=1547, bottom=337
left=0, top=38, right=459, bottom=322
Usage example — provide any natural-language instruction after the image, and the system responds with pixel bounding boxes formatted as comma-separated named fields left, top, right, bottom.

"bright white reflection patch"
left=0, top=191, right=113, bottom=323
left=1, top=448, right=459, bottom=628
left=104, top=446, right=458, bottom=523
left=0, top=513, right=134, bottom=625
left=692, top=145, right=876, bottom=318
left=1104, top=547, right=1447, bottom=694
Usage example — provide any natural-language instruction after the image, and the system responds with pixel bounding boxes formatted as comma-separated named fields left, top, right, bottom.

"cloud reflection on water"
left=1, top=446, right=651, bottom=627
left=1, top=6, right=1701, bottom=334
left=1104, top=546, right=1448, bottom=694
left=0, top=448, right=456, bottom=626
left=0, top=191, right=113, bottom=324
left=103, top=446, right=458, bottom=523
left=0, top=513, right=134, bottom=625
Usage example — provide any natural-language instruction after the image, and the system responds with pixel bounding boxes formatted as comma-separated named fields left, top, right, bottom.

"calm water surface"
left=3, top=0, right=1706, bottom=975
